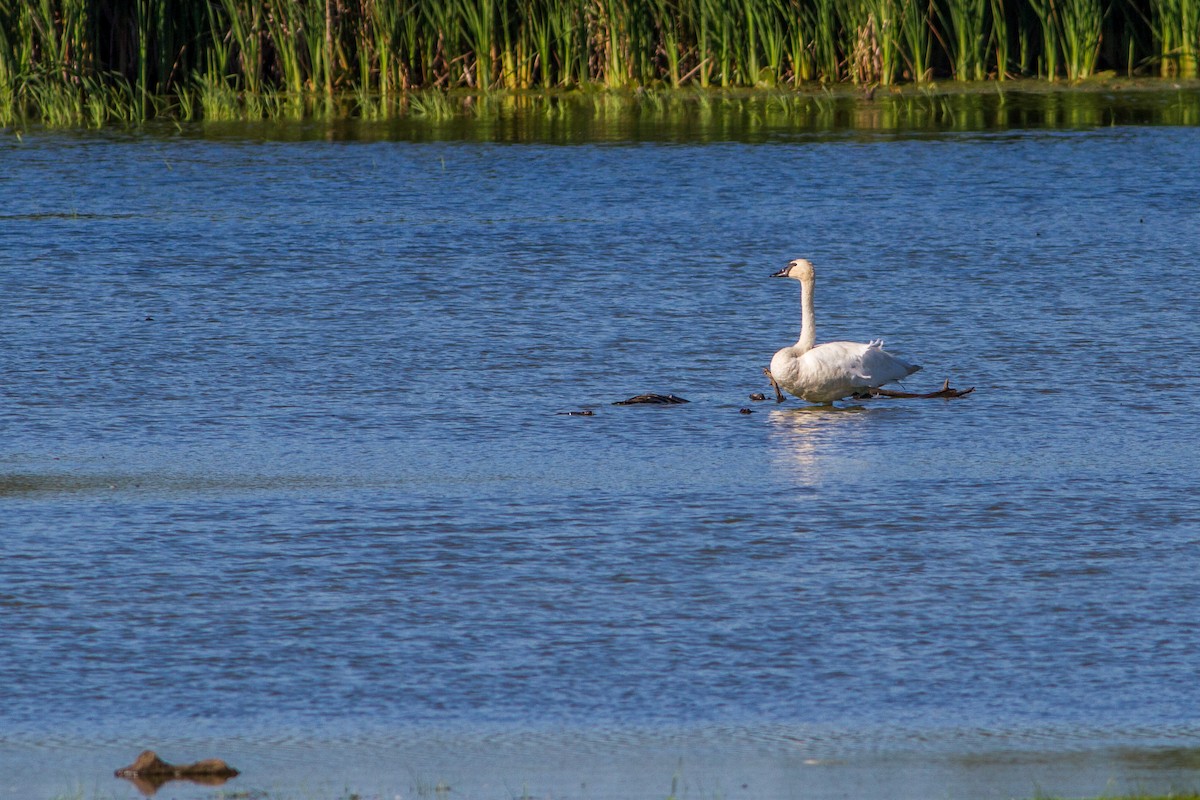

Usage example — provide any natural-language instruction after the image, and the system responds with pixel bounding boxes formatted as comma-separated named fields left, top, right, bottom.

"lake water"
left=2, top=90, right=1200, bottom=800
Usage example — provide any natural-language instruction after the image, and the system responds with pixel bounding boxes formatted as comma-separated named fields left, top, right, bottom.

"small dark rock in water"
left=116, top=750, right=239, bottom=795
left=749, top=392, right=766, bottom=401
left=739, top=407, right=754, bottom=414
left=558, top=410, right=594, bottom=416
left=613, top=393, right=689, bottom=405
left=115, top=750, right=239, bottom=778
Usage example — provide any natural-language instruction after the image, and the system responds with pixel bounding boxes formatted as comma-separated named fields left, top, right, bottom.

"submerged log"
left=612, top=393, right=689, bottom=405
left=115, top=750, right=239, bottom=796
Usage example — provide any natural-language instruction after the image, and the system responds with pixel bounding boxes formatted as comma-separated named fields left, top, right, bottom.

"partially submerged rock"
left=612, top=393, right=689, bottom=405
left=115, top=749, right=239, bottom=778
left=115, top=750, right=238, bottom=795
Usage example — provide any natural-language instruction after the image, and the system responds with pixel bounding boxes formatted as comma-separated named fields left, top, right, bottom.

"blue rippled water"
left=2, top=116, right=1199, bottom=799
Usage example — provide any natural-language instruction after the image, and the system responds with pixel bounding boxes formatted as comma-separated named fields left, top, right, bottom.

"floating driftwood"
left=115, top=750, right=239, bottom=796
left=613, top=393, right=689, bottom=405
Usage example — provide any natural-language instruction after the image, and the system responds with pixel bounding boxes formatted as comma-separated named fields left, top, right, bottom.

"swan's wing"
left=859, top=340, right=921, bottom=386
left=796, top=341, right=922, bottom=401
left=805, top=342, right=877, bottom=388
left=807, top=341, right=920, bottom=387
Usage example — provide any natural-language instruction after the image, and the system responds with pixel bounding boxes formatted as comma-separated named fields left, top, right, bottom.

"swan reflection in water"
left=766, top=403, right=879, bottom=483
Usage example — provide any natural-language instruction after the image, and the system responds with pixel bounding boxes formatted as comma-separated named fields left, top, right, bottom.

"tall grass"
left=2, top=0, right=1198, bottom=126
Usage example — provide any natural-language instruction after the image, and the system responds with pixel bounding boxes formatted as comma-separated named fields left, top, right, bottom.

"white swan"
left=767, top=258, right=920, bottom=404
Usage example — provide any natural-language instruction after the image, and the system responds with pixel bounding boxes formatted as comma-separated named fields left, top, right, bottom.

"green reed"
left=2, top=0, right=1199, bottom=126
left=898, top=0, right=932, bottom=81
left=990, top=0, right=1010, bottom=78
left=1058, top=0, right=1105, bottom=79
left=1026, top=0, right=1104, bottom=79
left=1026, top=0, right=1059, bottom=76
left=1151, top=0, right=1200, bottom=76
left=811, top=0, right=841, bottom=81
left=938, top=0, right=991, bottom=80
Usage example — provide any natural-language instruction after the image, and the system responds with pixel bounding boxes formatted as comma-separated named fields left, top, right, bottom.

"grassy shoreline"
left=3, top=0, right=1200, bottom=127
left=3, top=77, right=1200, bottom=132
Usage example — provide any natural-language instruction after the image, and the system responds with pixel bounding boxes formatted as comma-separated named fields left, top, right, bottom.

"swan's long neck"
left=796, top=274, right=816, bottom=353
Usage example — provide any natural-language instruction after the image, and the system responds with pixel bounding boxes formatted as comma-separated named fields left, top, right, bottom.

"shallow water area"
left=9, top=727, right=1200, bottom=800
left=3, top=90, right=1200, bottom=799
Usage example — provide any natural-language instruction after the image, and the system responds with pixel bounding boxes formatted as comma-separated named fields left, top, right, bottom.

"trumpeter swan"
left=766, top=258, right=920, bottom=404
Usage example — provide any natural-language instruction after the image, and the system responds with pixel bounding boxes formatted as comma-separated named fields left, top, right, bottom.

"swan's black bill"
left=770, top=267, right=790, bottom=277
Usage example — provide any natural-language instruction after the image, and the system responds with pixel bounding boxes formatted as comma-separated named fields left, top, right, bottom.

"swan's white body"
left=769, top=258, right=920, bottom=404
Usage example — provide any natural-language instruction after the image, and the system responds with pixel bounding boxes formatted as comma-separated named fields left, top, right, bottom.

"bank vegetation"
left=2, top=0, right=1199, bottom=124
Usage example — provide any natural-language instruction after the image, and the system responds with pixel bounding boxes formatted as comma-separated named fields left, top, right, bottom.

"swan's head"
left=771, top=258, right=815, bottom=281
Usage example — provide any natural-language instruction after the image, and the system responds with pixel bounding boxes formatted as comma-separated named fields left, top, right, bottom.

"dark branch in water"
left=867, top=379, right=975, bottom=399
left=613, top=394, right=690, bottom=405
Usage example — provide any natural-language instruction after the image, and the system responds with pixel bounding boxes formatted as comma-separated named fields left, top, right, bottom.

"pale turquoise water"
left=2, top=105, right=1200, bottom=798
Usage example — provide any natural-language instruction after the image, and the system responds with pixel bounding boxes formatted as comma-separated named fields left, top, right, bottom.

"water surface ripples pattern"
left=2, top=117, right=1200, bottom=798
